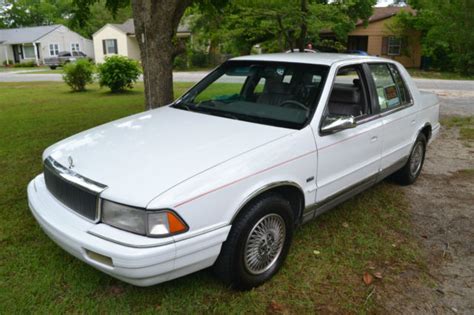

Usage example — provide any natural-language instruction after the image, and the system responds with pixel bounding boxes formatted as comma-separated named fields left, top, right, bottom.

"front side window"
left=368, top=63, right=403, bottom=111
left=103, top=39, right=118, bottom=55
left=71, top=43, right=80, bottom=52
left=326, top=65, right=370, bottom=118
left=174, top=61, right=329, bottom=129
left=388, top=37, right=401, bottom=56
left=49, top=44, right=59, bottom=56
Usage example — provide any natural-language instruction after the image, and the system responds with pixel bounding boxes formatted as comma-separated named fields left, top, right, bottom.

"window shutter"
left=102, top=40, right=106, bottom=54
left=381, top=37, right=388, bottom=55
left=113, top=39, right=118, bottom=54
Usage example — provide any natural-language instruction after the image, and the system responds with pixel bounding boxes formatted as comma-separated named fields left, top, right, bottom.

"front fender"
left=147, top=127, right=318, bottom=240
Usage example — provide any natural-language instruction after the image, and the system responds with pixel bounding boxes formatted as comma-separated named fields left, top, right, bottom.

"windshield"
left=173, top=61, right=329, bottom=129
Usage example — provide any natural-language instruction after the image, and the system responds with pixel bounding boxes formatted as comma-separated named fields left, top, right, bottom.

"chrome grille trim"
left=44, top=157, right=107, bottom=194
left=44, top=156, right=108, bottom=222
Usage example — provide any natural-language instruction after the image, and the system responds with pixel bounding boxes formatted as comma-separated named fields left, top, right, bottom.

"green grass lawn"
left=19, top=68, right=64, bottom=75
left=0, top=82, right=425, bottom=313
left=0, top=66, right=41, bottom=72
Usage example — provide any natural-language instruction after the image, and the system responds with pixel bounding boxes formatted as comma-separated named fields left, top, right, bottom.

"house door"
left=347, top=36, right=368, bottom=52
left=12, top=45, right=22, bottom=63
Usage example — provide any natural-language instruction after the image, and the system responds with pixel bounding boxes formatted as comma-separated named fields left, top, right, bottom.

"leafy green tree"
left=395, top=0, right=474, bottom=74
left=73, top=0, right=226, bottom=109
left=190, top=0, right=376, bottom=55
left=0, top=0, right=72, bottom=27
left=69, top=1, right=132, bottom=38
left=0, top=0, right=131, bottom=39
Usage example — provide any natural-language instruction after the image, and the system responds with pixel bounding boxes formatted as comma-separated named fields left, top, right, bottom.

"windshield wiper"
left=172, top=101, right=194, bottom=111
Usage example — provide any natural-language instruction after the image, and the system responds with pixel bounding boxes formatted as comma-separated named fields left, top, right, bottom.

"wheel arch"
left=230, top=181, right=305, bottom=226
left=419, top=122, right=432, bottom=142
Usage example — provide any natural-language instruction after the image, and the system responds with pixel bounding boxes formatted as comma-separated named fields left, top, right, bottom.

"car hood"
left=44, top=106, right=294, bottom=207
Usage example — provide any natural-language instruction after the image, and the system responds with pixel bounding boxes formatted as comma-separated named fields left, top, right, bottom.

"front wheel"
left=392, top=133, right=427, bottom=185
left=49, top=66, right=57, bottom=70
left=213, top=193, right=294, bottom=290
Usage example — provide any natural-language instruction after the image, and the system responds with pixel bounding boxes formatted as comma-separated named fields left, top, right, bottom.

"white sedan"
left=28, top=53, right=440, bottom=290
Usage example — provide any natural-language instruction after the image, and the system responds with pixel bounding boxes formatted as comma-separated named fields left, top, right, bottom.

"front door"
left=12, top=45, right=22, bottom=63
left=314, top=64, right=383, bottom=205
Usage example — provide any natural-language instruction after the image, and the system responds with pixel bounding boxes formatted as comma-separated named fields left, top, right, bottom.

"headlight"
left=101, top=200, right=188, bottom=237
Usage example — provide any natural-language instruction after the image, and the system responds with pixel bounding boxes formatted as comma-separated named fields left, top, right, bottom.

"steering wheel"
left=279, top=100, right=308, bottom=111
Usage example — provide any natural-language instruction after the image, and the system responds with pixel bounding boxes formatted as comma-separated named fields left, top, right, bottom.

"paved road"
left=2, top=69, right=473, bottom=90
left=1, top=70, right=472, bottom=116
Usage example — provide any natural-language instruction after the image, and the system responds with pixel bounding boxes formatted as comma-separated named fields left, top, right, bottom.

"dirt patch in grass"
left=378, top=123, right=474, bottom=314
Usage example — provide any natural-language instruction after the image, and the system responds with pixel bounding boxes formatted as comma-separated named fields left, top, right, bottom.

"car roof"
left=231, top=52, right=384, bottom=66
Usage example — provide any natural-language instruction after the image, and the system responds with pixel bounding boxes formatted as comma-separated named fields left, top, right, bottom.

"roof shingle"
left=0, top=25, right=61, bottom=45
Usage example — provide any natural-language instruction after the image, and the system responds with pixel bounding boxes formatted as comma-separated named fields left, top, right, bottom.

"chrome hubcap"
left=244, top=214, right=286, bottom=275
left=410, top=142, right=423, bottom=175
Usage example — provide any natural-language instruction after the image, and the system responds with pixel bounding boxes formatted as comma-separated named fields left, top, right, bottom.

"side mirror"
left=321, top=115, right=357, bottom=134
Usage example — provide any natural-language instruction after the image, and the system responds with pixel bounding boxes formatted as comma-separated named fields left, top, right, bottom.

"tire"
left=50, top=66, right=57, bottom=70
left=213, top=193, right=294, bottom=290
left=392, top=133, right=427, bottom=185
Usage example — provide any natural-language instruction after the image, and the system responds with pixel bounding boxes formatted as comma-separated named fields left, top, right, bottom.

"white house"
left=0, top=25, right=94, bottom=65
left=92, top=19, right=191, bottom=64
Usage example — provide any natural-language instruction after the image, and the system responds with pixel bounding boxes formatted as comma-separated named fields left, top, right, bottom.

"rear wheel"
left=392, top=133, right=427, bottom=185
left=213, top=193, right=294, bottom=290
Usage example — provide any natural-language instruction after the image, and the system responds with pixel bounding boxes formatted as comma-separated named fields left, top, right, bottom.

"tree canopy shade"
left=0, top=0, right=132, bottom=38
left=394, top=0, right=474, bottom=75
left=0, top=0, right=73, bottom=28
left=70, top=0, right=376, bottom=109
left=189, top=0, right=376, bottom=55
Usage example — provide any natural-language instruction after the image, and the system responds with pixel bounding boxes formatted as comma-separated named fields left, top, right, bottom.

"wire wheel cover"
left=244, top=213, right=286, bottom=275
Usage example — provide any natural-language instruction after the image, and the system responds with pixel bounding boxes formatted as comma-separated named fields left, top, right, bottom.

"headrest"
left=329, top=85, right=360, bottom=104
left=264, top=79, right=290, bottom=94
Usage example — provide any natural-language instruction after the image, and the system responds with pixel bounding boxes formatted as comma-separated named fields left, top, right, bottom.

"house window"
left=388, top=37, right=401, bottom=56
left=71, top=43, right=80, bottom=52
left=103, top=39, right=118, bottom=55
left=49, top=44, right=60, bottom=56
left=23, top=44, right=36, bottom=59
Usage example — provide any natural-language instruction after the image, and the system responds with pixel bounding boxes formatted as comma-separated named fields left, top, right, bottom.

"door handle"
left=370, top=136, right=378, bottom=143
left=411, top=120, right=416, bottom=125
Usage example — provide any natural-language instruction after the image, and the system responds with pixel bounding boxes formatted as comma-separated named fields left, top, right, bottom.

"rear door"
left=314, top=64, right=383, bottom=204
left=366, top=63, right=417, bottom=175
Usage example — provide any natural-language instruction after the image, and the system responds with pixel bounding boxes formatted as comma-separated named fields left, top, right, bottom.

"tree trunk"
left=297, top=0, right=308, bottom=52
left=131, top=0, right=191, bottom=110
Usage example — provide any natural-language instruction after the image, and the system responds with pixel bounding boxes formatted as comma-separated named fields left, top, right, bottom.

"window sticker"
left=384, top=85, right=400, bottom=107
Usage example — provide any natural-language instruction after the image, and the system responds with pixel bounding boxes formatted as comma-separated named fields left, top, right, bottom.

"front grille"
left=44, top=163, right=99, bottom=221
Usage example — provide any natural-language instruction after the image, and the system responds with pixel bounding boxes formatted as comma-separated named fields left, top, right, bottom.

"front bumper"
left=27, top=175, right=230, bottom=286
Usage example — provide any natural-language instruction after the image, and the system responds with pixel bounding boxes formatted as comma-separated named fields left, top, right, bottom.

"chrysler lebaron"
left=27, top=53, right=440, bottom=289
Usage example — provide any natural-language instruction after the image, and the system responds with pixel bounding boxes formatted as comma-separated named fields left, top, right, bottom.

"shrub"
left=2, top=60, right=13, bottom=66
left=62, top=59, right=95, bottom=92
left=173, top=54, right=188, bottom=70
left=189, top=50, right=209, bottom=68
left=14, top=61, right=36, bottom=68
left=97, top=56, right=141, bottom=93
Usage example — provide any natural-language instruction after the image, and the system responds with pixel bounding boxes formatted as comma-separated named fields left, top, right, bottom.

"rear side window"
left=368, top=64, right=400, bottom=111
left=388, top=64, right=411, bottom=105
left=368, top=63, right=412, bottom=111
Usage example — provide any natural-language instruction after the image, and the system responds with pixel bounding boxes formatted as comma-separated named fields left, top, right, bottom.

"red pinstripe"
left=173, top=103, right=438, bottom=208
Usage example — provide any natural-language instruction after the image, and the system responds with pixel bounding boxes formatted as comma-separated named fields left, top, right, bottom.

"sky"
left=376, top=0, right=396, bottom=7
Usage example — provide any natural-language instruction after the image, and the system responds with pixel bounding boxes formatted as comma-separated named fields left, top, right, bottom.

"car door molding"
left=302, top=174, right=378, bottom=223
